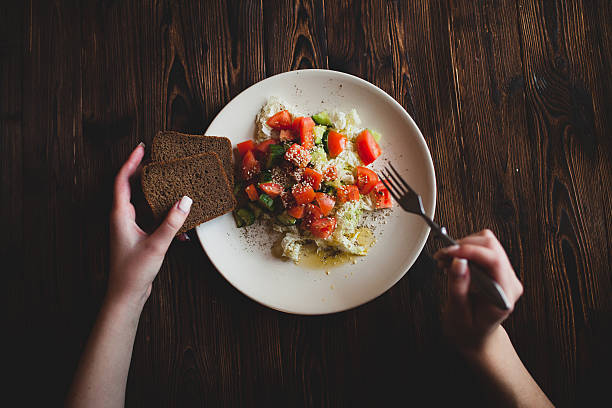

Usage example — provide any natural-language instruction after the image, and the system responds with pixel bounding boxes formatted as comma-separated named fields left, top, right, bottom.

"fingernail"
left=178, top=196, right=192, bottom=213
left=177, top=232, right=191, bottom=242
left=137, top=141, right=145, bottom=149
left=452, top=258, right=467, bottom=277
left=442, top=245, right=460, bottom=253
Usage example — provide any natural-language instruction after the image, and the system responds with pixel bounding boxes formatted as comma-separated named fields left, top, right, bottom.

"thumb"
left=446, top=258, right=471, bottom=321
left=148, top=196, right=192, bottom=254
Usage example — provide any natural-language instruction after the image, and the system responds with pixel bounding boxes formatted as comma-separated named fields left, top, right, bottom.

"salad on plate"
left=233, top=97, right=392, bottom=263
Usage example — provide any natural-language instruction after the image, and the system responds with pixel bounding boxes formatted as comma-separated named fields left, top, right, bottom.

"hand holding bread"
left=107, top=132, right=236, bottom=305
left=107, top=143, right=192, bottom=307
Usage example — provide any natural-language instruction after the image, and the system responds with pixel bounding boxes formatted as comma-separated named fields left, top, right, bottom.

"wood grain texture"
left=1, top=0, right=26, bottom=401
left=516, top=1, right=612, bottom=405
left=2, top=0, right=611, bottom=406
left=263, top=0, right=328, bottom=73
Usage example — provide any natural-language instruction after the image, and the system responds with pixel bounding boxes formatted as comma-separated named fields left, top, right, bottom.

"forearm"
left=464, top=327, right=553, bottom=408
left=66, top=295, right=145, bottom=408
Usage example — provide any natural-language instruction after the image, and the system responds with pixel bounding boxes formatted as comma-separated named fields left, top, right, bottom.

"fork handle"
left=422, top=216, right=511, bottom=311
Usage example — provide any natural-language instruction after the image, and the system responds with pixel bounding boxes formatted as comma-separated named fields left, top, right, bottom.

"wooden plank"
left=16, top=0, right=84, bottom=405
left=516, top=1, right=612, bottom=405
left=1, top=1, right=25, bottom=404
left=77, top=2, right=172, bottom=406
left=262, top=0, right=328, bottom=74
left=325, top=0, right=396, bottom=92
left=440, top=0, right=560, bottom=401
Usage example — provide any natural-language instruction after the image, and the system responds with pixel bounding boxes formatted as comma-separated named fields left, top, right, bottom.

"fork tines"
left=379, top=162, right=426, bottom=215
left=380, top=163, right=410, bottom=200
left=380, top=176, right=401, bottom=203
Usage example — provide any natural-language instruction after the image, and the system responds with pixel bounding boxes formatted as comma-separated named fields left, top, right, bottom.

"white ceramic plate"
left=198, top=69, right=435, bottom=315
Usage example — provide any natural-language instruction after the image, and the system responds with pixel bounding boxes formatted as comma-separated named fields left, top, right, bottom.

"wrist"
left=460, top=326, right=510, bottom=366
left=103, top=290, right=148, bottom=320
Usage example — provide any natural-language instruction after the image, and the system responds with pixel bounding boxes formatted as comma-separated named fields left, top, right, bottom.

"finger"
left=443, top=244, right=523, bottom=303
left=113, top=142, right=145, bottom=210
left=439, top=244, right=500, bottom=274
left=456, top=235, right=500, bottom=250
left=147, top=196, right=192, bottom=254
left=446, top=258, right=471, bottom=322
left=433, top=245, right=458, bottom=261
left=475, top=229, right=497, bottom=239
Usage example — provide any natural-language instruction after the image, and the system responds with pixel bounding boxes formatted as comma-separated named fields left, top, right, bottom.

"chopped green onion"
left=312, top=111, right=333, bottom=126
left=233, top=210, right=245, bottom=227
left=247, top=202, right=263, bottom=218
left=276, top=212, right=297, bottom=226
left=265, top=144, right=286, bottom=169
left=258, top=193, right=275, bottom=211
left=314, top=125, right=327, bottom=144
left=234, top=208, right=255, bottom=227
left=322, top=129, right=330, bottom=154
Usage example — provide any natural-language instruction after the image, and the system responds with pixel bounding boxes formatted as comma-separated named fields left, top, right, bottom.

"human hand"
left=434, top=229, right=524, bottom=354
left=107, top=143, right=192, bottom=309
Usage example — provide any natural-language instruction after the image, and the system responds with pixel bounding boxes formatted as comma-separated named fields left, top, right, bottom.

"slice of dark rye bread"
left=141, top=152, right=237, bottom=234
left=151, top=131, right=234, bottom=186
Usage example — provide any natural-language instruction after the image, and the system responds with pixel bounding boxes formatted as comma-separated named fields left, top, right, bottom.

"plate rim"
left=196, top=68, right=436, bottom=315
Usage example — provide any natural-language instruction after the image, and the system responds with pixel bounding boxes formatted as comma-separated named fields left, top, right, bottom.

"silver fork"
left=380, top=163, right=511, bottom=311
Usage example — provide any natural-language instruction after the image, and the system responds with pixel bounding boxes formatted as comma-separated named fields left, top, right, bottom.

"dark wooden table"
left=3, top=1, right=611, bottom=406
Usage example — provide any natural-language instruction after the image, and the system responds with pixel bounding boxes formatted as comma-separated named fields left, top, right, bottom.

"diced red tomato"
left=355, top=130, right=382, bottom=165
left=259, top=182, right=283, bottom=198
left=245, top=184, right=259, bottom=201
left=266, top=110, right=293, bottom=130
left=287, top=205, right=306, bottom=219
left=337, top=185, right=360, bottom=203
left=326, top=130, right=347, bottom=158
left=302, top=168, right=323, bottom=191
left=291, top=183, right=316, bottom=205
left=372, top=181, right=392, bottom=208
left=310, top=217, right=337, bottom=239
left=241, top=150, right=260, bottom=181
left=293, top=116, right=315, bottom=150
left=253, top=139, right=276, bottom=160
left=302, top=203, right=323, bottom=229
left=291, top=117, right=302, bottom=132
left=323, top=165, right=338, bottom=181
left=355, top=166, right=379, bottom=194
left=255, top=139, right=276, bottom=154
left=279, top=129, right=295, bottom=142
left=237, top=140, right=255, bottom=157
left=315, top=192, right=335, bottom=216
left=305, top=203, right=323, bottom=219
left=284, top=143, right=311, bottom=168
